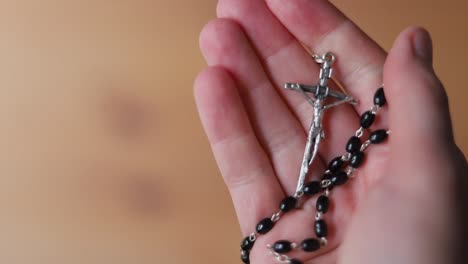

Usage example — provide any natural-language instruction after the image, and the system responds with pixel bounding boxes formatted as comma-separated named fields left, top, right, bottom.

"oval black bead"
left=290, top=259, right=303, bottom=264
left=323, top=174, right=332, bottom=181
left=301, top=238, right=320, bottom=252
left=369, top=129, right=388, bottom=144
left=279, top=196, right=297, bottom=212
left=360, top=111, right=375, bottom=128
left=346, top=136, right=362, bottom=153
left=374, top=88, right=387, bottom=107
left=331, top=171, right=348, bottom=186
left=273, top=240, right=292, bottom=253
left=315, top=219, right=328, bottom=238
left=256, top=218, right=274, bottom=234
left=303, top=181, right=321, bottom=196
left=241, top=250, right=250, bottom=264
left=316, top=195, right=330, bottom=213
left=241, top=236, right=255, bottom=251
left=328, top=156, right=344, bottom=173
left=350, top=151, right=365, bottom=168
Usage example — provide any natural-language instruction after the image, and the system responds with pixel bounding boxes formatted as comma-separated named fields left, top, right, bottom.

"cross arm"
left=323, top=96, right=358, bottom=109
left=284, top=83, right=316, bottom=104
left=285, top=83, right=355, bottom=102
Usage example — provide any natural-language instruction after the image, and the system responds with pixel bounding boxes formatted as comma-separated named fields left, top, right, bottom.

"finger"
left=216, top=0, right=360, bottom=163
left=265, top=0, right=388, bottom=119
left=199, top=18, right=325, bottom=194
left=194, top=66, right=284, bottom=234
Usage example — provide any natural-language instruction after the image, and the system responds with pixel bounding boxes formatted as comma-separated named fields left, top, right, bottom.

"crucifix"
left=284, top=52, right=358, bottom=195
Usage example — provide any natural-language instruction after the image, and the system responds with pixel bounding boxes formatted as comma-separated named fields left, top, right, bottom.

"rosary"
left=239, top=52, right=389, bottom=264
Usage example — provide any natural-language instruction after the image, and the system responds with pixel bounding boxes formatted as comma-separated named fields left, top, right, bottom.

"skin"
left=193, top=1, right=468, bottom=263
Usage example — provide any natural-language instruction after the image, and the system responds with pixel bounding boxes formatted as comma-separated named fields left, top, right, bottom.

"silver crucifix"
left=285, top=52, right=358, bottom=195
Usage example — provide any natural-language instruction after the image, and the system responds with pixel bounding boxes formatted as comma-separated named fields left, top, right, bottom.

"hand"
left=194, top=1, right=467, bottom=263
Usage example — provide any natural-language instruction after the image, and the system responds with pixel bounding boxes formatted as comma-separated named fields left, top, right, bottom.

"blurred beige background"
left=0, top=0, right=466, bottom=263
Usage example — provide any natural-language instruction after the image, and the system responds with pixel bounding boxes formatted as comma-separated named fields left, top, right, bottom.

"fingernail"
left=412, top=28, right=433, bottom=64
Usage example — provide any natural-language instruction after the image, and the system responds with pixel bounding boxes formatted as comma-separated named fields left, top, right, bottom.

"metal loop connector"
left=342, top=152, right=352, bottom=161
left=347, top=167, right=356, bottom=178
left=268, top=247, right=291, bottom=263
left=355, top=127, right=364, bottom=138
left=320, top=237, right=328, bottom=247
left=312, top=52, right=336, bottom=65
left=321, top=179, right=332, bottom=188
left=360, top=140, right=372, bottom=152
left=276, top=254, right=290, bottom=263
left=315, top=212, right=322, bottom=221
left=271, top=211, right=282, bottom=222
left=294, top=190, right=304, bottom=198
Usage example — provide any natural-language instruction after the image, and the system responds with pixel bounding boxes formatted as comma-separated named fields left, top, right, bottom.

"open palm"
left=194, top=1, right=465, bottom=264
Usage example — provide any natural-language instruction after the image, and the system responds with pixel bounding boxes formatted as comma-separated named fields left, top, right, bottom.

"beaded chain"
left=239, top=53, right=389, bottom=264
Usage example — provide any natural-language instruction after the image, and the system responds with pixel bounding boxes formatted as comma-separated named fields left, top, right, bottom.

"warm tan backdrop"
left=0, top=0, right=466, bottom=263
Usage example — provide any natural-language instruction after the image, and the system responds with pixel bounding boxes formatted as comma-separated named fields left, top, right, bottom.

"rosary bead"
left=241, top=236, right=255, bottom=251
left=303, top=181, right=322, bottom=195
left=346, top=136, right=362, bottom=153
left=331, top=171, right=348, bottom=186
left=322, top=173, right=333, bottom=180
left=369, top=129, right=388, bottom=144
left=314, top=219, right=328, bottom=238
left=360, top=111, right=375, bottom=128
left=280, top=196, right=297, bottom=212
left=256, top=218, right=275, bottom=234
left=328, top=157, right=344, bottom=173
left=350, top=151, right=365, bottom=168
left=374, top=88, right=387, bottom=107
left=241, top=250, right=250, bottom=264
left=301, top=238, right=320, bottom=252
left=273, top=240, right=293, bottom=253
left=316, top=195, right=330, bottom=213
left=290, top=259, right=303, bottom=264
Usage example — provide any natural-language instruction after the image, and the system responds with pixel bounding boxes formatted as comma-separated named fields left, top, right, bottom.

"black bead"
left=322, top=173, right=332, bottom=180
left=328, top=156, right=344, bottom=173
left=256, top=218, right=274, bottom=234
left=374, top=88, right=387, bottom=107
left=303, top=181, right=321, bottom=196
left=290, top=259, right=303, bottom=264
left=273, top=240, right=292, bottom=253
left=370, top=129, right=388, bottom=144
left=360, top=111, right=375, bottom=128
left=241, top=236, right=255, bottom=251
left=316, top=195, right=330, bottom=213
left=346, top=136, right=362, bottom=153
left=279, top=196, right=297, bottom=212
left=315, top=219, right=328, bottom=238
left=350, top=151, right=365, bottom=168
left=241, top=250, right=250, bottom=264
left=331, top=171, right=348, bottom=186
left=301, top=238, right=320, bottom=252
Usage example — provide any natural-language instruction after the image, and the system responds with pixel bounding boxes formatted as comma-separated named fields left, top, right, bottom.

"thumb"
left=339, top=28, right=461, bottom=264
left=384, top=27, right=454, bottom=153
left=381, top=27, right=460, bottom=196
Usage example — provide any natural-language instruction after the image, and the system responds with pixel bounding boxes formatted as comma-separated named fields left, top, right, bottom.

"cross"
left=284, top=52, right=358, bottom=195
